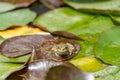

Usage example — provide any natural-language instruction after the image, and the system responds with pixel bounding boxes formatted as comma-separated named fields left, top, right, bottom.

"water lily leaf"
left=0, top=26, right=42, bottom=39
left=34, top=7, right=115, bottom=56
left=69, top=57, right=105, bottom=72
left=64, top=0, right=120, bottom=15
left=0, top=9, right=36, bottom=30
left=0, top=35, right=80, bottom=61
left=95, top=27, right=120, bottom=66
left=0, top=62, right=22, bottom=80
left=0, top=0, right=36, bottom=8
left=0, top=2, right=15, bottom=13
left=92, top=66, right=120, bottom=80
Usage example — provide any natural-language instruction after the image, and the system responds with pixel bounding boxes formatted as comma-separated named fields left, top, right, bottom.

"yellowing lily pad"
left=69, top=57, right=105, bottom=72
left=0, top=26, right=42, bottom=39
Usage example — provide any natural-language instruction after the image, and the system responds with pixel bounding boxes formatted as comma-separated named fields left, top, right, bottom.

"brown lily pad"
left=0, top=0, right=36, bottom=7
left=0, top=34, right=80, bottom=61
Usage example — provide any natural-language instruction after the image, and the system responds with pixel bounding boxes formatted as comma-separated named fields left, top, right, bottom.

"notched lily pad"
left=0, top=0, right=36, bottom=7
left=0, top=34, right=80, bottom=61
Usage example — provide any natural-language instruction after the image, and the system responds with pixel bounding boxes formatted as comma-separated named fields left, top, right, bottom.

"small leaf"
left=0, top=0, right=36, bottom=7
left=95, top=27, right=120, bottom=66
left=0, top=2, right=15, bottom=13
left=64, top=0, right=120, bottom=15
left=0, top=9, right=36, bottom=30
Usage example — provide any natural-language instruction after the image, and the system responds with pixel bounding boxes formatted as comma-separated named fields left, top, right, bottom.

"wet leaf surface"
left=0, top=8, right=36, bottom=30
left=0, top=2, right=15, bottom=13
left=0, top=0, right=36, bottom=7
left=95, top=27, right=120, bottom=66
left=64, top=0, right=120, bottom=15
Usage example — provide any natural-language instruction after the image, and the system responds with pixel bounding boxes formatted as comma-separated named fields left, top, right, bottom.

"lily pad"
left=64, top=0, right=120, bottom=15
left=0, top=2, right=15, bottom=13
left=34, top=7, right=115, bottom=56
left=95, top=27, right=120, bottom=66
left=0, top=9, right=36, bottom=30
left=0, top=62, right=22, bottom=80
left=0, top=0, right=36, bottom=7
left=69, top=57, right=105, bottom=72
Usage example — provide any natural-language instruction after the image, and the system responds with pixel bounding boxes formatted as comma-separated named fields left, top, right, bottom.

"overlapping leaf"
left=34, top=7, right=115, bottom=57
left=64, top=0, right=120, bottom=15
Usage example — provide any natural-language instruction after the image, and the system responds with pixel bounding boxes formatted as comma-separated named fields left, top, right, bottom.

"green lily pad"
left=0, top=62, right=22, bottom=80
left=0, top=2, right=15, bottom=13
left=0, top=8, right=36, bottom=30
left=64, top=0, right=120, bottom=15
left=95, top=27, right=120, bottom=66
left=34, top=7, right=115, bottom=56
left=0, top=54, right=30, bottom=80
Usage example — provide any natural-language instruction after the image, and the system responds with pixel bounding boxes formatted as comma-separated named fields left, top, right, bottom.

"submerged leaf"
left=95, top=27, right=120, bottom=66
left=0, top=35, right=80, bottom=61
left=0, top=0, right=36, bottom=7
left=64, top=0, right=120, bottom=15
left=0, top=9, right=36, bottom=30
left=0, top=2, right=15, bottom=13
